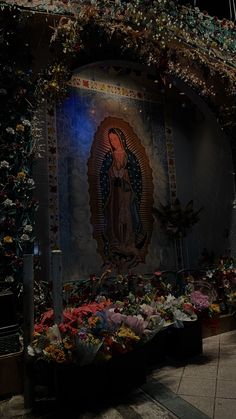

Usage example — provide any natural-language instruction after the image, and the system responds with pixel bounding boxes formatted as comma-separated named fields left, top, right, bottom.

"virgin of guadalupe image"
left=100, top=127, right=147, bottom=267
left=88, top=117, right=153, bottom=271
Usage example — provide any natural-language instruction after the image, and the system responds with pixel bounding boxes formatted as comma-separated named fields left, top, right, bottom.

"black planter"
left=55, top=347, right=146, bottom=405
left=144, top=329, right=169, bottom=365
left=32, top=347, right=146, bottom=407
left=165, top=319, right=203, bottom=360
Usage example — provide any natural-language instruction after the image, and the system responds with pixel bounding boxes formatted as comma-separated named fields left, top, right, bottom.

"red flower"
left=40, top=309, right=54, bottom=326
left=34, top=324, right=45, bottom=333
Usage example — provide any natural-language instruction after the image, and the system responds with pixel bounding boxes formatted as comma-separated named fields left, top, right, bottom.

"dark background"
left=178, top=1, right=233, bottom=19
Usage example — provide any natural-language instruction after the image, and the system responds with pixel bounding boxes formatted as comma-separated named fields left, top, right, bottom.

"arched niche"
left=34, top=60, right=235, bottom=280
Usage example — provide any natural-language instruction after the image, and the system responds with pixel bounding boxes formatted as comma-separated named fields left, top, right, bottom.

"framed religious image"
left=88, top=116, right=153, bottom=270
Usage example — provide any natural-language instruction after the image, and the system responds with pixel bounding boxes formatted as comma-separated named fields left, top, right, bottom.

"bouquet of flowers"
left=29, top=297, right=162, bottom=365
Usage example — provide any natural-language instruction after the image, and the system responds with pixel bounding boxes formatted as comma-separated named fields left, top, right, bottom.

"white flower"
left=20, top=234, right=30, bottom=241
left=5, top=276, right=14, bottom=283
left=22, top=119, right=31, bottom=127
left=27, top=345, right=35, bottom=357
left=0, top=160, right=10, bottom=169
left=166, top=294, right=176, bottom=303
left=6, top=127, right=15, bottom=134
left=3, top=198, right=14, bottom=207
left=27, top=178, right=35, bottom=186
left=24, top=224, right=33, bottom=233
left=47, top=325, right=62, bottom=343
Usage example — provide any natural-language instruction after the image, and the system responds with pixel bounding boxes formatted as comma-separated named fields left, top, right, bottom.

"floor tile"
left=154, top=376, right=181, bottom=393
left=218, top=365, right=236, bottom=380
left=220, top=346, right=236, bottom=356
left=198, top=353, right=218, bottom=366
left=214, top=398, right=236, bottom=419
left=220, top=331, right=236, bottom=345
left=204, top=335, right=220, bottom=344
left=183, top=364, right=217, bottom=379
left=219, top=357, right=236, bottom=367
left=180, top=395, right=214, bottom=418
left=203, top=344, right=219, bottom=359
left=203, top=342, right=219, bottom=352
left=178, top=377, right=216, bottom=397
left=152, top=366, right=184, bottom=378
left=216, top=380, right=236, bottom=398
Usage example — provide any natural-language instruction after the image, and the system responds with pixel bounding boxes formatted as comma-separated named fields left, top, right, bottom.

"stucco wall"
left=171, top=96, right=234, bottom=267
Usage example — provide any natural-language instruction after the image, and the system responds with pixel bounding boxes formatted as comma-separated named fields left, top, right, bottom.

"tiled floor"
left=152, top=330, right=236, bottom=418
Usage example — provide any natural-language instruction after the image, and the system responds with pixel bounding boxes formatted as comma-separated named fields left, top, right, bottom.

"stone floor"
left=1, top=330, right=236, bottom=418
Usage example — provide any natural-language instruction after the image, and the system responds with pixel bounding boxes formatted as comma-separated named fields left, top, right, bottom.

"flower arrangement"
left=29, top=299, right=147, bottom=365
left=179, top=256, right=236, bottom=316
left=29, top=286, right=198, bottom=366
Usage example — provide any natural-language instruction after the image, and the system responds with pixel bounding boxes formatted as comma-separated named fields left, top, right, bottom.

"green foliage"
left=153, top=198, right=203, bottom=239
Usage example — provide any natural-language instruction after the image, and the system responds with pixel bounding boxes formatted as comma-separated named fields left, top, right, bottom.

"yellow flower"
left=49, top=80, right=59, bottom=91
left=16, top=124, right=25, bottom=132
left=210, top=304, right=220, bottom=314
left=17, top=171, right=26, bottom=180
left=3, top=235, right=13, bottom=244
left=88, top=316, right=99, bottom=327
left=63, top=339, right=75, bottom=350
left=117, top=325, right=140, bottom=341
left=44, top=345, right=66, bottom=363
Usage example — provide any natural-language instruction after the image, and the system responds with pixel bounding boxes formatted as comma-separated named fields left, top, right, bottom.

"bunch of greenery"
left=153, top=199, right=203, bottom=239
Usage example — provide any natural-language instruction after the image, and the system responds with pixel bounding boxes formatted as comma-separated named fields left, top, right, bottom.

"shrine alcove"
left=33, top=60, right=235, bottom=280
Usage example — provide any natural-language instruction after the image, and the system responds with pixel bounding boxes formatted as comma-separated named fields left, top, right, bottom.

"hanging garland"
left=22, top=0, right=236, bottom=132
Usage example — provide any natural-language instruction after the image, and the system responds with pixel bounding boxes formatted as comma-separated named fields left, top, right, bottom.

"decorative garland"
left=2, top=1, right=235, bottom=129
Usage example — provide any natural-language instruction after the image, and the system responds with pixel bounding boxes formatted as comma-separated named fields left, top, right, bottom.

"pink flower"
left=190, top=291, right=210, bottom=311
left=106, top=309, right=124, bottom=326
left=124, top=315, right=148, bottom=336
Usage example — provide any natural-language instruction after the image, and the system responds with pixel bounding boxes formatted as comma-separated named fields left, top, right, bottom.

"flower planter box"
left=32, top=347, right=146, bottom=407
left=145, top=319, right=203, bottom=362
left=165, top=319, right=203, bottom=360
left=144, top=328, right=169, bottom=365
